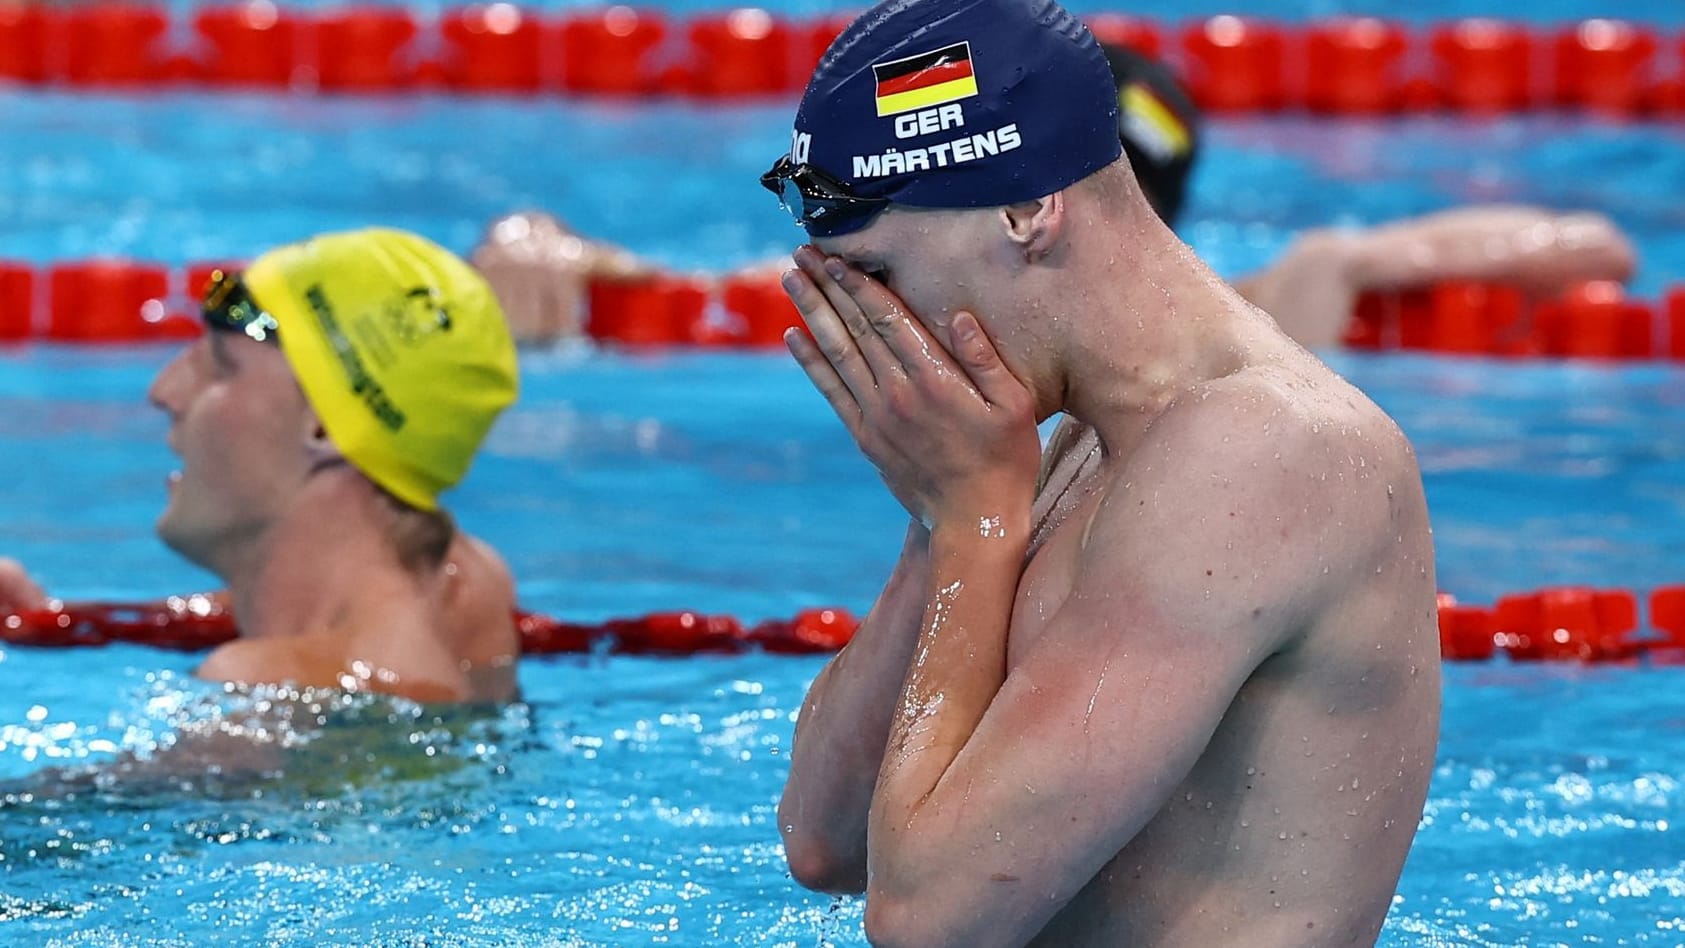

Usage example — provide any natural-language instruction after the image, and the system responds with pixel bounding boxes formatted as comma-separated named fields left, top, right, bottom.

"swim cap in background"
left=783, top=0, right=1122, bottom=237
left=243, top=228, right=518, bottom=512
left=1102, top=43, right=1202, bottom=228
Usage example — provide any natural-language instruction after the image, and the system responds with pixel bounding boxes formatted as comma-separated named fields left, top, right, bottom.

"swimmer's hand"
left=0, top=557, right=47, bottom=612
left=781, top=246, right=1041, bottom=528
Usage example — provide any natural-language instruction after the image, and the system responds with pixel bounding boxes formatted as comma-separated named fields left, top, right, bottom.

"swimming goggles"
left=760, top=155, right=891, bottom=232
left=200, top=268, right=281, bottom=345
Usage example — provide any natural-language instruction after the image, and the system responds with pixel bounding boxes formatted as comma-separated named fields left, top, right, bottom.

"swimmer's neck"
left=217, top=468, right=432, bottom=641
left=1048, top=204, right=1283, bottom=456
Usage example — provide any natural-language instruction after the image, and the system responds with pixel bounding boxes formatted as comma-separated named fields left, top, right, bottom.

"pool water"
left=6, top=97, right=1685, bottom=297
left=3, top=348, right=1685, bottom=946
left=5, top=0, right=1685, bottom=944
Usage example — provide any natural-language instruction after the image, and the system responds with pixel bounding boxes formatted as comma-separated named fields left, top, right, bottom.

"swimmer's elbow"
left=864, top=890, right=985, bottom=948
left=1563, top=213, right=1637, bottom=283
left=782, top=830, right=867, bottom=894
left=863, top=892, right=919, bottom=948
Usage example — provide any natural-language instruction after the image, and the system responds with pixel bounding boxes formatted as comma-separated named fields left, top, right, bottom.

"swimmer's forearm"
left=779, top=519, right=933, bottom=893
left=1239, top=208, right=1636, bottom=351
left=1346, top=207, right=1635, bottom=294
left=866, top=515, right=1024, bottom=910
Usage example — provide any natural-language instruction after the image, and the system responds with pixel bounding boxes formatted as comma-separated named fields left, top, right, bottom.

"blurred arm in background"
left=470, top=210, right=657, bottom=344
left=1235, top=205, right=1637, bottom=349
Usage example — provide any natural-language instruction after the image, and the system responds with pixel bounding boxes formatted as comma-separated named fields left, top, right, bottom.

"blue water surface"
left=3, top=346, right=1685, bottom=946
left=3, top=94, right=1684, bottom=298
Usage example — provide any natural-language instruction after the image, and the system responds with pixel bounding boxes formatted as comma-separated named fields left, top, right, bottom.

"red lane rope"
left=1342, top=281, right=1685, bottom=361
left=0, top=260, right=810, bottom=348
left=3, top=260, right=1685, bottom=360
left=0, top=7, right=1681, bottom=116
left=0, top=598, right=857, bottom=655
left=6, top=586, right=1685, bottom=664
left=1438, top=587, right=1685, bottom=664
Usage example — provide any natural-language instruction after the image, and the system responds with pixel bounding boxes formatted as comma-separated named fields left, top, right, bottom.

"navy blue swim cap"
left=773, top=0, right=1123, bottom=237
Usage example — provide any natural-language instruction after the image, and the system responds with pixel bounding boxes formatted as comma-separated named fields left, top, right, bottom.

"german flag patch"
left=872, top=41, right=979, bottom=117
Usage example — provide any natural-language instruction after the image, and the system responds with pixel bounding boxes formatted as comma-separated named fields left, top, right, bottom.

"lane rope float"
left=7, top=585, right=1685, bottom=664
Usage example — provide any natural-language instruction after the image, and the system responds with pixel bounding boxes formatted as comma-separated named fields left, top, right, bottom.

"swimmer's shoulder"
left=1202, top=357, right=1424, bottom=548
left=196, top=605, right=478, bottom=702
left=1131, top=359, right=1410, bottom=522
left=197, top=634, right=347, bottom=692
left=443, top=534, right=516, bottom=615
left=440, top=533, right=520, bottom=654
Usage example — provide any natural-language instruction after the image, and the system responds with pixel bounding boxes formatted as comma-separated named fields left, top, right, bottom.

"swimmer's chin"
left=154, top=515, right=214, bottom=574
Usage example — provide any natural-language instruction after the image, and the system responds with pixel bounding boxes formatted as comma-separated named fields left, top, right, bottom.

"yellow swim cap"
left=242, top=228, right=518, bottom=512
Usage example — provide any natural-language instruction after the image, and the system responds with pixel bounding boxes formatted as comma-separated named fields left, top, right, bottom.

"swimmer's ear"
left=301, top=411, right=343, bottom=462
left=999, top=192, right=1064, bottom=264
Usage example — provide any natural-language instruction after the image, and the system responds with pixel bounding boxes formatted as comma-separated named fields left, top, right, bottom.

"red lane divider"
left=32, top=261, right=203, bottom=343
left=3, top=7, right=1684, bottom=114
left=1181, top=15, right=1288, bottom=114
left=316, top=7, right=421, bottom=93
left=583, top=271, right=803, bottom=348
left=48, top=261, right=169, bottom=342
left=1431, top=18, right=1535, bottom=114
left=0, top=599, right=856, bottom=655
left=0, top=264, right=32, bottom=342
left=1439, top=586, right=1685, bottom=664
left=586, top=274, right=709, bottom=347
left=1343, top=279, right=1685, bottom=362
left=1304, top=18, right=1411, bottom=116
left=61, top=3, right=171, bottom=86
left=0, top=5, right=50, bottom=83
left=1556, top=19, right=1659, bottom=115
left=720, top=273, right=802, bottom=347
left=5, top=262, right=1685, bottom=357
left=685, top=9, right=793, bottom=97
left=0, top=259, right=805, bottom=349
left=1668, top=288, right=1685, bottom=360
left=439, top=3, right=544, bottom=94
left=195, top=3, right=302, bottom=89
left=557, top=6, right=667, bottom=96
left=10, top=588, right=1685, bottom=665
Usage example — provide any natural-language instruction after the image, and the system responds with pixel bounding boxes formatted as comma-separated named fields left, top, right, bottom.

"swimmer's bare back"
left=196, top=534, right=520, bottom=705
left=1018, top=345, right=1440, bottom=946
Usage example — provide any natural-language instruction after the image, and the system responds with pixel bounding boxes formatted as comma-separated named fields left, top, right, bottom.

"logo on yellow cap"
left=387, top=287, right=455, bottom=346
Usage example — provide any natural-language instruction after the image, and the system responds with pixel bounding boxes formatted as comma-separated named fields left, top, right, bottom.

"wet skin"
left=776, top=209, right=1441, bottom=947
left=150, top=329, right=519, bottom=705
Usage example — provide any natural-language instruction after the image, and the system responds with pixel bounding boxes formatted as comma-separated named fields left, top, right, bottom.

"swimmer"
left=1036, top=45, right=1639, bottom=516
left=1102, top=43, right=1637, bottom=349
left=0, top=228, right=521, bottom=705
left=764, top=1, right=1440, bottom=945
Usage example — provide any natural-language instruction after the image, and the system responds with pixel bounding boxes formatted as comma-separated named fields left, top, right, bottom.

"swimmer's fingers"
left=826, top=263, right=989, bottom=403
left=781, top=261, right=880, bottom=405
left=796, top=247, right=906, bottom=385
left=785, top=326, right=864, bottom=436
left=948, top=311, right=1030, bottom=411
